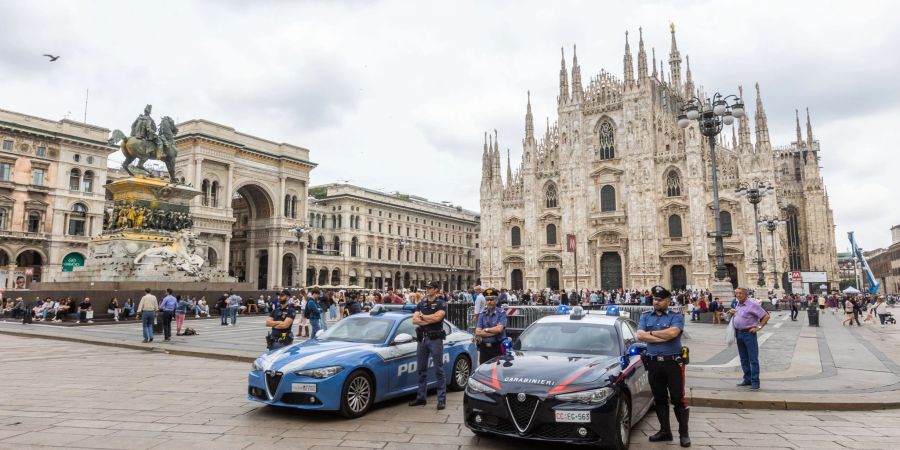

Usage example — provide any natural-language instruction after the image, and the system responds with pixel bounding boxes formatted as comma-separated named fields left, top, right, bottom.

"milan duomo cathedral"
left=479, top=26, right=839, bottom=293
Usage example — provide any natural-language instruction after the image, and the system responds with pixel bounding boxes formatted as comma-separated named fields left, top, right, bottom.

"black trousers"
left=648, top=359, right=687, bottom=412
left=790, top=306, right=799, bottom=320
left=478, top=343, right=501, bottom=364
left=161, top=311, right=174, bottom=339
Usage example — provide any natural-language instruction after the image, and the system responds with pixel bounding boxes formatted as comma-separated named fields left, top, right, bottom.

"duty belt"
left=650, top=354, right=681, bottom=362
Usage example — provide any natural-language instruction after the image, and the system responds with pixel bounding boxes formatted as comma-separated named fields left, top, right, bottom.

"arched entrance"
left=257, top=250, right=268, bottom=290
left=306, top=267, right=316, bottom=286
left=726, top=264, right=739, bottom=289
left=0, top=249, right=9, bottom=266
left=331, top=268, right=341, bottom=286
left=318, top=268, right=328, bottom=286
left=16, top=250, right=44, bottom=283
left=282, top=254, right=295, bottom=287
left=230, top=183, right=275, bottom=289
left=670, top=265, right=687, bottom=291
left=600, top=252, right=622, bottom=290
left=546, top=268, right=559, bottom=290
left=511, top=269, right=523, bottom=290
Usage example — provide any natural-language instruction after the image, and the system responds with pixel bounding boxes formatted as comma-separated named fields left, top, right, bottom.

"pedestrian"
left=122, top=298, right=135, bottom=320
left=136, top=288, right=158, bottom=343
left=408, top=280, right=448, bottom=410
left=217, top=293, right=228, bottom=325
left=843, top=297, right=861, bottom=326
left=306, top=289, right=323, bottom=338
left=475, top=288, right=506, bottom=364
left=688, top=300, right=698, bottom=321
left=788, top=295, right=799, bottom=321
left=636, top=286, right=690, bottom=447
left=297, top=290, right=310, bottom=337
left=266, top=290, right=296, bottom=350
left=108, top=297, right=121, bottom=321
left=175, top=295, right=190, bottom=335
left=76, top=297, right=94, bottom=324
left=226, top=290, right=242, bottom=326
left=728, top=287, right=770, bottom=390
left=159, top=288, right=177, bottom=341
left=472, top=285, right=485, bottom=326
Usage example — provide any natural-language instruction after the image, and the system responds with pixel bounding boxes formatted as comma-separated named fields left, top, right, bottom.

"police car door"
left=621, top=320, right=652, bottom=415
left=387, top=317, right=420, bottom=392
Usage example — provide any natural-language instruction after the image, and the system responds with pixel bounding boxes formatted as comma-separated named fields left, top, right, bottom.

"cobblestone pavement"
left=2, top=335, right=899, bottom=449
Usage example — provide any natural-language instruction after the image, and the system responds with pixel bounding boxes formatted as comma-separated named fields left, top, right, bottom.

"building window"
left=333, top=236, right=340, bottom=255
left=786, top=207, right=802, bottom=270
left=82, top=170, right=94, bottom=192
left=511, top=226, right=521, bottom=247
left=201, top=179, right=210, bottom=206
left=316, top=236, right=324, bottom=251
left=36, top=146, right=46, bottom=157
left=27, top=211, right=41, bottom=233
left=86, top=155, right=94, bottom=164
left=0, top=207, right=7, bottom=229
left=665, top=170, right=682, bottom=197
left=284, top=195, right=291, bottom=216
left=69, top=168, right=81, bottom=190
left=378, top=248, right=383, bottom=259
left=0, top=162, right=11, bottom=181
left=668, top=214, right=682, bottom=238
left=367, top=246, right=372, bottom=258
left=546, top=224, right=557, bottom=245
left=720, top=211, right=733, bottom=235
left=291, top=196, right=297, bottom=218
left=600, top=185, right=616, bottom=212
left=210, top=181, right=219, bottom=207
left=545, top=183, right=558, bottom=208
left=31, top=168, right=45, bottom=186
left=351, top=237, right=358, bottom=257
left=598, top=121, right=615, bottom=160
left=2, top=140, right=12, bottom=151
left=68, top=203, right=88, bottom=236
left=388, top=248, right=393, bottom=260
left=368, top=221, right=372, bottom=231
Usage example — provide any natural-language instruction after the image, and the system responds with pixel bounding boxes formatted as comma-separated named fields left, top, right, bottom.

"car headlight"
left=251, top=360, right=262, bottom=371
left=294, top=366, right=344, bottom=379
left=466, top=377, right=495, bottom=394
left=554, top=387, right=614, bottom=405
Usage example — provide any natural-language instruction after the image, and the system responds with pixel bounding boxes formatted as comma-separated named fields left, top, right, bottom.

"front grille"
left=505, top=394, right=540, bottom=432
left=248, top=386, right=267, bottom=401
left=281, top=393, right=322, bottom=405
left=533, top=423, right=597, bottom=440
left=469, top=413, right=517, bottom=434
left=265, top=371, right=283, bottom=399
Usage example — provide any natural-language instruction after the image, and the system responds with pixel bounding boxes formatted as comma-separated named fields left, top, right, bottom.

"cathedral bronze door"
left=546, top=268, right=559, bottom=290
left=600, top=252, right=622, bottom=290
left=511, top=269, right=523, bottom=290
left=671, top=265, right=687, bottom=290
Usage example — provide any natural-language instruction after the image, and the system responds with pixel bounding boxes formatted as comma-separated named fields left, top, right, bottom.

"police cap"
left=425, top=280, right=441, bottom=290
left=482, top=288, right=499, bottom=298
left=651, top=285, right=672, bottom=300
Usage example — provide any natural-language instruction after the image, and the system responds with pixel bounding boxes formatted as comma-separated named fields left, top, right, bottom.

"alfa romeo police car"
left=248, top=306, right=477, bottom=418
left=463, top=307, right=651, bottom=450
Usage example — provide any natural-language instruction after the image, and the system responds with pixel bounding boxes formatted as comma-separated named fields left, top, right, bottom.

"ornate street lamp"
left=290, top=224, right=311, bottom=288
left=397, top=238, right=409, bottom=290
left=759, top=216, right=786, bottom=289
left=736, top=180, right=773, bottom=287
left=446, top=266, right=458, bottom=291
left=678, top=93, right=746, bottom=281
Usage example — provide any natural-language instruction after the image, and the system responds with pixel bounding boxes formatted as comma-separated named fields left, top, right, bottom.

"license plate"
left=555, top=410, right=591, bottom=423
left=291, top=383, right=316, bottom=393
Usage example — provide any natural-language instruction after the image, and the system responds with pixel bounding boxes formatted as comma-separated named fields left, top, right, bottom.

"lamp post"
left=678, top=93, right=746, bottom=281
left=759, top=216, right=785, bottom=289
left=736, top=180, right=773, bottom=287
left=397, top=238, right=409, bottom=290
left=446, top=266, right=458, bottom=291
left=290, top=224, right=311, bottom=288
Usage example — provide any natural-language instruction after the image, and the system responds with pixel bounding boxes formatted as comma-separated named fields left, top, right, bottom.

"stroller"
left=883, top=312, right=897, bottom=325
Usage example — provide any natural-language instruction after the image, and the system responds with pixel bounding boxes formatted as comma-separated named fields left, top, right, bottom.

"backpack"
left=304, top=300, right=320, bottom=319
left=183, top=327, right=197, bottom=336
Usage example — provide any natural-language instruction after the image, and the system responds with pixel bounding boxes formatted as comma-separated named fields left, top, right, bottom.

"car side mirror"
left=315, top=330, right=325, bottom=339
left=512, top=339, right=522, bottom=351
left=392, top=333, right=414, bottom=345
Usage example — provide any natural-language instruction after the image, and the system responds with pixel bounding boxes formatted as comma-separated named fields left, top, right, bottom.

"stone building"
left=869, top=225, right=900, bottom=295
left=171, top=119, right=315, bottom=290
left=305, top=183, right=479, bottom=291
left=479, top=27, right=839, bottom=292
left=0, top=108, right=116, bottom=288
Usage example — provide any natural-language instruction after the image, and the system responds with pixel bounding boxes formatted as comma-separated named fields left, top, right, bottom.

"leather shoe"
left=680, top=435, right=691, bottom=447
left=736, top=382, right=751, bottom=387
left=648, top=431, right=673, bottom=442
left=408, top=398, right=426, bottom=407
left=437, top=401, right=446, bottom=410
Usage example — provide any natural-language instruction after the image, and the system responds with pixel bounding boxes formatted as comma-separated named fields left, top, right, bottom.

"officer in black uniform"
left=265, top=289, right=295, bottom=350
left=636, top=286, right=690, bottom=447
left=408, top=280, right=448, bottom=410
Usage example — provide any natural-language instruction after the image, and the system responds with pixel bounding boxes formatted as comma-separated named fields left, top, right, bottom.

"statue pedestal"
left=710, top=280, right=735, bottom=303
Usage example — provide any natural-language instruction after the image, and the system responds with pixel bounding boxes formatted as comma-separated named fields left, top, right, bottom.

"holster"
left=415, top=328, right=424, bottom=342
left=681, top=346, right=690, bottom=365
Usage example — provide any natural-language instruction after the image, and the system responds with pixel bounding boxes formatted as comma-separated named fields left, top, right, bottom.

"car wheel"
left=449, top=355, right=471, bottom=391
left=339, top=370, right=374, bottom=418
left=607, top=395, right=631, bottom=450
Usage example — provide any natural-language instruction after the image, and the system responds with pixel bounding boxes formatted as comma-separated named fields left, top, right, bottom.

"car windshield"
left=319, top=316, right=395, bottom=344
left=518, top=322, right=619, bottom=356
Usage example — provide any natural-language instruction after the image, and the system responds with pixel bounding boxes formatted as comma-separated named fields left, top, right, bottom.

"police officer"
left=409, top=280, right=448, bottom=410
left=265, top=289, right=295, bottom=350
left=475, top=288, right=507, bottom=364
left=637, top=286, right=690, bottom=447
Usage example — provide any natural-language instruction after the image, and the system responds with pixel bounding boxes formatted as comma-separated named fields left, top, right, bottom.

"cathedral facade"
left=479, top=27, right=839, bottom=293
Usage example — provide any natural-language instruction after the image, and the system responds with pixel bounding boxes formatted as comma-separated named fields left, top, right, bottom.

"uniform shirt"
left=476, top=306, right=507, bottom=343
left=731, top=300, right=769, bottom=330
left=269, top=306, right=295, bottom=337
left=638, top=309, right=684, bottom=356
left=415, top=296, right=447, bottom=332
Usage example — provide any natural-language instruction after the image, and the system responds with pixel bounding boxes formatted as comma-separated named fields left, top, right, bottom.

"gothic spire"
left=637, top=27, right=648, bottom=81
left=525, top=91, right=534, bottom=144
left=623, top=31, right=634, bottom=88
left=559, top=47, right=569, bottom=104
left=660, top=60, right=665, bottom=84
left=571, top=45, right=583, bottom=102
left=506, top=148, right=512, bottom=184
left=668, top=22, right=682, bottom=91
left=806, top=108, right=815, bottom=149
left=684, top=55, right=694, bottom=99
left=754, top=83, right=770, bottom=150
left=492, top=129, right=501, bottom=180
left=652, top=47, right=657, bottom=78
left=482, top=132, right=490, bottom=181
left=737, top=85, right=752, bottom=150
left=795, top=109, right=803, bottom=148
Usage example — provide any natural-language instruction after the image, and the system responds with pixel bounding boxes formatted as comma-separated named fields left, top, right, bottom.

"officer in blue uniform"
left=475, top=288, right=507, bottom=364
left=265, top=289, right=295, bottom=350
left=409, top=280, right=448, bottom=410
left=637, top=286, right=690, bottom=447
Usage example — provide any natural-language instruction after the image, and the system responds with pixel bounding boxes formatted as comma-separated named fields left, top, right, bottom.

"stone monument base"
left=710, top=280, right=735, bottom=302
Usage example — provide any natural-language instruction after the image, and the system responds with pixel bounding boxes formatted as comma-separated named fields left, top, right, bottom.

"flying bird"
left=43, top=54, right=60, bottom=62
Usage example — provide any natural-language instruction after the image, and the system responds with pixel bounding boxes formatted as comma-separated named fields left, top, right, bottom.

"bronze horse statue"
left=108, top=116, right=178, bottom=182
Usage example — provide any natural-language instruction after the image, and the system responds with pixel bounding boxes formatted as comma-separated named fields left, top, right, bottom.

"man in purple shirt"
left=159, top=288, right=178, bottom=341
left=728, top=287, right=770, bottom=390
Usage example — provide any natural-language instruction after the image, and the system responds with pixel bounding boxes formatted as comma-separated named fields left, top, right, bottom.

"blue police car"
left=463, top=307, right=652, bottom=449
left=248, top=306, right=477, bottom=418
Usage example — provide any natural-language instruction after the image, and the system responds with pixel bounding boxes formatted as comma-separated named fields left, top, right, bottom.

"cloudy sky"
left=2, top=0, right=898, bottom=249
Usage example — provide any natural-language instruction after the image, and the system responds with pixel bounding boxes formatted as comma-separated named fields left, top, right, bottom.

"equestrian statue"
left=108, top=104, right=179, bottom=182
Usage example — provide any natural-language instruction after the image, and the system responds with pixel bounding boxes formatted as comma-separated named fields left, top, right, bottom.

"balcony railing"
left=0, top=230, right=49, bottom=240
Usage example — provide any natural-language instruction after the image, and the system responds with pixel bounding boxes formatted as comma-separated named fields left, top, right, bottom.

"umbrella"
left=842, top=286, right=860, bottom=294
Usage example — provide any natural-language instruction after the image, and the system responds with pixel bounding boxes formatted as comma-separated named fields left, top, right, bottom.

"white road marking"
left=773, top=322, right=784, bottom=329
left=693, top=332, right=773, bottom=368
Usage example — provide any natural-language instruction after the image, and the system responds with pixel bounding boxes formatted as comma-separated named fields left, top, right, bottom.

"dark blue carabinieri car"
left=463, top=309, right=651, bottom=449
